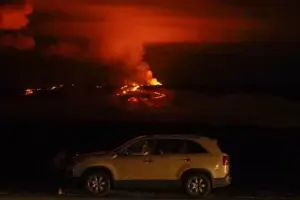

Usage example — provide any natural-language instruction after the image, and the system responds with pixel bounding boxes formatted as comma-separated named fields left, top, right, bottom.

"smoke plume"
left=45, top=42, right=81, bottom=58
left=3, top=0, right=259, bottom=84
left=0, top=34, right=35, bottom=50
left=0, top=2, right=32, bottom=30
left=0, top=1, right=34, bottom=50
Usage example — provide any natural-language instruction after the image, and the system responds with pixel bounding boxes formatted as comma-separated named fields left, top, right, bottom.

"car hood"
left=72, top=150, right=111, bottom=162
left=76, top=150, right=110, bottom=157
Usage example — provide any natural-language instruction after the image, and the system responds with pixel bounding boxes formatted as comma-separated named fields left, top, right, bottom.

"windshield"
left=113, top=136, right=145, bottom=153
left=113, top=139, right=134, bottom=153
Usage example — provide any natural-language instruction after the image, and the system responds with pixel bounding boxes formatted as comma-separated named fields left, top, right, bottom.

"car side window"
left=154, top=139, right=179, bottom=155
left=126, top=139, right=155, bottom=156
left=154, top=139, right=207, bottom=155
left=183, top=140, right=207, bottom=154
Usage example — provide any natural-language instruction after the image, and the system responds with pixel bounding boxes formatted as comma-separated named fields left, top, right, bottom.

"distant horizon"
left=1, top=89, right=299, bottom=128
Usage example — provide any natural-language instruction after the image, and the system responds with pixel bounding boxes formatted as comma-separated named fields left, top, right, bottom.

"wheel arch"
left=180, top=168, right=213, bottom=186
left=81, top=166, right=115, bottom=188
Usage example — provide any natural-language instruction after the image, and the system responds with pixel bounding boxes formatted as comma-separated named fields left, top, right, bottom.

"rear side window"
left=180, top=140, right=207, bottom=154
left=154, top=139, right=207, bottom=155
left=154, top=139, right=178, bottom=154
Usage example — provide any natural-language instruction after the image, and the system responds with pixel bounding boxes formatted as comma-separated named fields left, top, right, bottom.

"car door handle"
left=143, top=158, right=153, bottom=163
left=183, top=158, right=190, bottom=162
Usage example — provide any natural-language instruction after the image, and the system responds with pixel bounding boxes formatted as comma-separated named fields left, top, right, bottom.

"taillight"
left=222, top=155, right=229, bottom=165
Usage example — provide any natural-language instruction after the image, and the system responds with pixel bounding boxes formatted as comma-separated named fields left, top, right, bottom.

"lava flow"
left=115, top=69, right=167, bottom=106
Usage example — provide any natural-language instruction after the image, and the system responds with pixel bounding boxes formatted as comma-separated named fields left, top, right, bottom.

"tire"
left=183, top=173, right=212, bottom=197
left=84, top=171, right=111, bottom=197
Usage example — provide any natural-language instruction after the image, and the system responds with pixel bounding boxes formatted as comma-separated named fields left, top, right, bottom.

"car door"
left=111, top=139, right=155, bottom=180
left=145, top=139, right=209, bottom=180
left=111, top=155, right=149, bottom=180
left=145, top=139, right=186, bottom=180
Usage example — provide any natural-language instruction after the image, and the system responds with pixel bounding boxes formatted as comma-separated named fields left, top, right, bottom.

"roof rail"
left=133, top=134, right=216, bottom=140
left=152, top=134, right=202, bottom=139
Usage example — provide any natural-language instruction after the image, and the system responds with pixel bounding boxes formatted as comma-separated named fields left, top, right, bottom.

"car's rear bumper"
left=212, top=174, right=231, bottom=188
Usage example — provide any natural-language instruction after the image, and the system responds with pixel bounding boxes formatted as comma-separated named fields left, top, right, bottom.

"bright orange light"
left=24, top=88, right=34, bottom=95
left=128, top=97, right=139, bottom=103
left=149, top=78, right=162, bottom=86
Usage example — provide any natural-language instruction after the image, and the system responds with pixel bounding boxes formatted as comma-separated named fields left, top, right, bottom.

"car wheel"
left=85, top=171, right=111, bottom=197
left=183, top=173, right=211, bottom=197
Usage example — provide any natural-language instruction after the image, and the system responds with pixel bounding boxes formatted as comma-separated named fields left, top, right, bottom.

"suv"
left=68, top=135, right=231, bottom=197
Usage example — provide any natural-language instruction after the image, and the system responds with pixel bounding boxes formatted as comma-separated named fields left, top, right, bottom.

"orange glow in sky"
left=0, top=0, right=260, bottom=84
left=29, top=0, right=258, bottom=62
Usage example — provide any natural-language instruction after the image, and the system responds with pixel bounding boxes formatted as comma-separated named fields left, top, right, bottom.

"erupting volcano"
left=115, top=62, right=167, bottom=107
left=117, top=61, right=162, bottom=93
left=3, top=0, right=259, bottom=109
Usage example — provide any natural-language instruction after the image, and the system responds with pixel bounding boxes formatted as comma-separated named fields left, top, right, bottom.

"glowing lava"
left=115, top=69, right=166, bottom=107
left=116, top=70, right=163, bottom=97
left=148, top=78, right=162, bottom=86
left=24, top=88, right=34, bottom=96
left=146, top=70, right=162, bottom=86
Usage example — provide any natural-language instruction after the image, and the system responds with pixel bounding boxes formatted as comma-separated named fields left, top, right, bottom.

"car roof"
left=135, top=134, right=214, bottom=140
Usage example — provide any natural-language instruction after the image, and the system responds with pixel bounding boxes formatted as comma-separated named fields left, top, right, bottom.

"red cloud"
left=31, top=1, right=258, bottom=63
left=28, top=0, right=259, bottom=84
left=45, top=42, right=81, bottom=58
left=0, top=2, right=33, bottom=30
left=0, top=34, right=35, bottom=50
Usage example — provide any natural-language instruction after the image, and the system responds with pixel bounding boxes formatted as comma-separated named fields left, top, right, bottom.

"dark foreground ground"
left=0, top=196, right=289, bottom=200
left=0, top=189, right=299, bottom=200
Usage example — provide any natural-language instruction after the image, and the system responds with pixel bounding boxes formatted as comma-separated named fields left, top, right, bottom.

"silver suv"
left=69, top=135, right=231, bottom=197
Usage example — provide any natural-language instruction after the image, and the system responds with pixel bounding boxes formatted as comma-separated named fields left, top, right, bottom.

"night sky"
left=0, top=0, right=299, bottom=126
